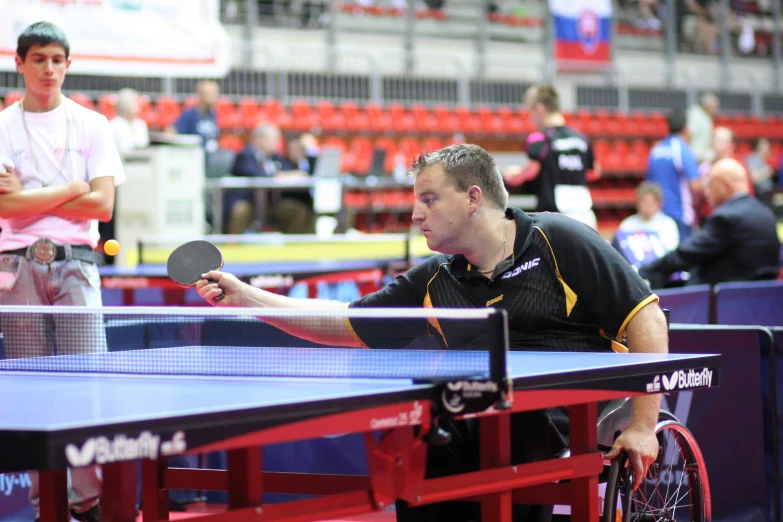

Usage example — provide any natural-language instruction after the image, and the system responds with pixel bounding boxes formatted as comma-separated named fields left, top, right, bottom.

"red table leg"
left=227, top=447, right=263, bottom=508
left=141, top=459, right=169, bottom=522
left=102, top=461, right=138, bottom=522
left=480, top=413, right=512, bottom=522
left=569, top=403, right=599, bottom=522
left=39, top=469, right=69, bottom=522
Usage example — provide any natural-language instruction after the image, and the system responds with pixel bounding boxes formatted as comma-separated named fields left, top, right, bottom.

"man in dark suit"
left=639, top=157, right=780, bottom=286
left=225, top=123, right=314, bottom=234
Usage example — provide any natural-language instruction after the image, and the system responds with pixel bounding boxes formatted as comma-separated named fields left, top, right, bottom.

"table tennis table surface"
left=0, top=347, right=719, bottom=434
left=99, top=258, right=410, bottom=279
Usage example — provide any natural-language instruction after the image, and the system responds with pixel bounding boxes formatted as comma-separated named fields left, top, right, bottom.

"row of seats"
left=216, top=133, right=765, bottom=178
left=1, top=91, right=673, bottom=139
left=5, top=90, right=781, bottom=142
left=216, top=134, right=657, bottom=176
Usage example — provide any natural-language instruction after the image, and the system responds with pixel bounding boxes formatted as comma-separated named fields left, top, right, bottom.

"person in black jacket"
left=639, top=157, right=780, bottom=286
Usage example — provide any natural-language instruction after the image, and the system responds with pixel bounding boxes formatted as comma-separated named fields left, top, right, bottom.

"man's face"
left=705, top=99, right=719, bottom=118
left=15, top=44, right=70, bottom=99
left=637, top=193, right=660, bottom=220
left=412, top=163, right=470, bottom=254
left=527, top=102, right=545, bottom=130
left=287, top=139, right=306, bottom=162
left=198, top=82, right=219, bottom=110
left=712, top=130, right=734, bottom=159
left=758, top=139, right=770, bottom=157
left=253, top=129, right=280, bottom=155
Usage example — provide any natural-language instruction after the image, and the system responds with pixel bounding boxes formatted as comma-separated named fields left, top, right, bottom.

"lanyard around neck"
left=18, top=98, right=72, bottom=187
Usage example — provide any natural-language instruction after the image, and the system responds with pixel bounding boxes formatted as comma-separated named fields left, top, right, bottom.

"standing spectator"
left=687, top=92, right=719, bottom=164
left=502, top=84, right=601, bottom=229
left=0, top=21, right=125, bottom=522
left=617, top=182, right=681, bottom=253
left=645, top=110, right=701, bottom=241
left=109, top=88, right=149, bottom=154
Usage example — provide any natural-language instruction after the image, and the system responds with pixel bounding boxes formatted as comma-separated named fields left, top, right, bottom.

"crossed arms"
left=0, top=167, right=115, bottom=222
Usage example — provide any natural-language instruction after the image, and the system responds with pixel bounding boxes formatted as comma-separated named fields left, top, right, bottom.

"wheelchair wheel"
left=601, top=420, right=711, bottom=522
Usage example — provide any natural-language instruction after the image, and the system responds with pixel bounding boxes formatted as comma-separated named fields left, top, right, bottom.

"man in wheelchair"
left=197, top=144, right=700, bottom=521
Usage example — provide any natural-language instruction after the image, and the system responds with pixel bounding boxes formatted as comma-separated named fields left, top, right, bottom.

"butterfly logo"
left=65, top=439, right=96, bottom=467
left=662, top=371, right=679, bottom=391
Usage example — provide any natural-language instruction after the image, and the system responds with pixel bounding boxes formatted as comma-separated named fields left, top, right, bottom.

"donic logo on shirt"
left=501, top=258, right=541, bottom=279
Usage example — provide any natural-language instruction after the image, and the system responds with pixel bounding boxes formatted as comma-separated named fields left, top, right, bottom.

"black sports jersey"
left=347, top=208, right=657, bottom=352
left=525, top=126, right=595, bottom=213
left=346, top=208, right=658, bottom=522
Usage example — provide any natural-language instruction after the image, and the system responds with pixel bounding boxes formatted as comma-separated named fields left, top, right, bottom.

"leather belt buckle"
left=30, top=238, right=57, bottom=265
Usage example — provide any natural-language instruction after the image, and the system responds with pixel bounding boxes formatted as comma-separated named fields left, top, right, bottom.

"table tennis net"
left=0, top=306, right=506, bottom=380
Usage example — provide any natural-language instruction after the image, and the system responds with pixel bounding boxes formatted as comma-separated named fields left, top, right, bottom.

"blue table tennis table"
left=0, top=344, right=721, bottom=522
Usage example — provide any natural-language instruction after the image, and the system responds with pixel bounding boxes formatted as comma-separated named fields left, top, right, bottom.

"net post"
left=487, top=308, right=508, bottom=385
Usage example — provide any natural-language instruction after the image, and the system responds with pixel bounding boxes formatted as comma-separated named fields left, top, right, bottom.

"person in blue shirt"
left=645, top=110, right=701, bottom=241
left=167, top=80, right=220, bottom=156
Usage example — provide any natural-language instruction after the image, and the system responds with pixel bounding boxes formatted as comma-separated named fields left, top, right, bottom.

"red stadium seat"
left=592, top=138, right=612, bottom=164
left=218, top=135, right=244, bottom=152
left=398, top=137, right=422, bottom=166
left=349, top=136, right=374, bottom=175
left=215, top=98, right=241, bottom=131
left=454, top=106, right=482, bottom=134
left=137, top=95, right=158, bottom=128
left=647, top=112, right=668, bottom=138
left=339, top=101, right=368, bottom=132
left=69, top=92, right=95, bottom=111
left=595, top=110, right=620, bottom=136
left=388, top=103, right=416, bottom=134
left=316, top=100, right=343, bottom=132
left=183, top=95, right=198, bottom=110
left=287, top=99, right=316, bottom=132
left=97, top=94, right=115, bottom=120
left=476, top=106, right=503, bottom=135
left=432, top=105, right=459, bottom=134
left=365, top=103, right=392, bottom=133
left=237, top=98, right=264, bottom=130
left=410, top=104, right=438, bottom=134
left=155, top=96, right=181, bottom=129
left=374, top=137, right=399, bottom=172
left=496, top=106, right=525, bottom=135
left=421, top=137, right=446, bottom=154
left=263, top=98, right=290, bottom=127
left=615, top=112, right=640, bottom=137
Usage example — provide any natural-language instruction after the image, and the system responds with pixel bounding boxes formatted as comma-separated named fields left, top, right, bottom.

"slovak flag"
left=550, top=0, right=612, bottom=65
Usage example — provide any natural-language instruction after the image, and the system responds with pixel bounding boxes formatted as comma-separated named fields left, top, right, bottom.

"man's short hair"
left=713, top=125, right=734, bottom=143
left=17, top=21, right=70, bottom=61
left=115, top=88, right=139, bottom=114
left=636, top=181, right=663, bottom=204
left=526, top=84, right=560, bottom=113
left=410, top=144, right=508, bottom=210
left=667, top=110, right=687, bottom=135
left=252, top=123, right=280, bottom=138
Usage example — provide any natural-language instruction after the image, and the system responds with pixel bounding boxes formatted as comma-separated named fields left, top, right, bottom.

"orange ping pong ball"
left=104, top=239, right=120, bottom=256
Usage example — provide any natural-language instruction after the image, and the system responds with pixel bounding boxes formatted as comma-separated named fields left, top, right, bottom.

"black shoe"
left=70, top=504, right=101, bottom=522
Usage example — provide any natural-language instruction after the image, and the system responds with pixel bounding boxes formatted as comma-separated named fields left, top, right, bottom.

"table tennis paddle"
left=167, top=240, right=225, bottom=300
